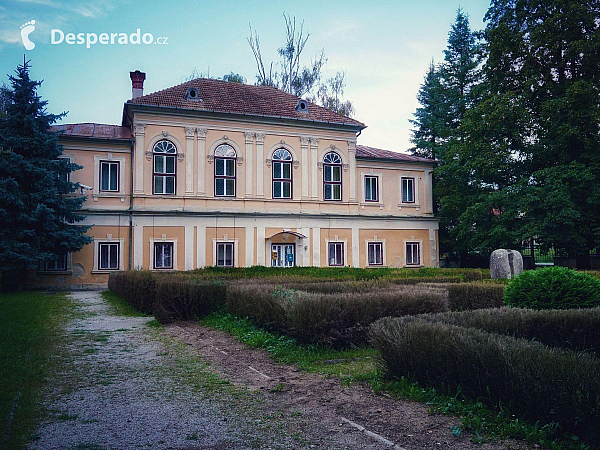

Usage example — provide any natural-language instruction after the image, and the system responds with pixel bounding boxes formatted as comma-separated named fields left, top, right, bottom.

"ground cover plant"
left=504, top=266, right=600, bottom=309
left=401, top=307, right=600, bottom=355
left=371, top=317, right=600, bottom=443
left=0, top=291, right=71, bottom=448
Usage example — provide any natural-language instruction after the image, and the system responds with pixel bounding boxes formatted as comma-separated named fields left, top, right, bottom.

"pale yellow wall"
left=142, top=226, right=185, bottom=270
left=359, top=229, right=431, bottom=268
left=205, top=227, right=246, bottom=267
left=320, top=228, right=353, bottom=267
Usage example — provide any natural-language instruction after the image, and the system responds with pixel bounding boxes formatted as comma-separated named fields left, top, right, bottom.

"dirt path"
left=167, top=323, right=520, bottom=450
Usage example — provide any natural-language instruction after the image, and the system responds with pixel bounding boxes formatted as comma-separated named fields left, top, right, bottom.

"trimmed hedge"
left=371, top=317, right=600, bottom=440
left=504, top=266, right=600, bottom=310
left=226, top=283, right=447, bottom=346
left=446, top=283, right=505, bottom=311
left=108, top=271, right=226, bottom=323
left=399, top=307, right=600, bottom=355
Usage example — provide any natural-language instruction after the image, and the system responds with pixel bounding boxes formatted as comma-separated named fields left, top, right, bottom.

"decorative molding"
left=255, top=132, right=265, bottom=143
left=348, top=140, right=357, bottom=152
left=162, top=131, right=169, bottom=137
left=343, top=163, right=350, bottom=172
left=293, top=160, right=299, bottom=169
left=145, top=151, right=152, bottom=161
left=309, top=137, right=319, bottom=146
left=280, top=139, right=286, bottom=145
left=222, top=134, right=228, bottom=140
left=266, top=158, right=272, bottom=168
left=196, top=128, right=207, bottom=139
left=134, top=123, right=146, bottom=136
left=317, top=162, right=323, bottom=170
left=207, top=154, right=214, bottom=164
left=244, top=131, right=254, bottom=142
left=237, top=156, right=244, bottom=166
left=185, top=127, right=195, bottom=138
left=178, top=153, right=185, bottom=162
left=300, top=137, right=309, bottom=146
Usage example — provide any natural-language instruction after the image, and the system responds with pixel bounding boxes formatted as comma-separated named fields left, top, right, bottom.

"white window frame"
left=404, top=239, right=423, bottom=267
left=93, top=154, right=126, bottom=202
left=215, top=242, right=235, bottom=267
left=212, top=237, right=239, bottom=267
left=92, top=236, right=125, bottom=273
left=99, top=160, right=120, bottom=192
left=366, top=239, right=386, bottom=267
left=325, top=238, right=347, bottom=267
left=149, top=237, right=178, bottom=270
left=398, top=174, right=421, bottom=209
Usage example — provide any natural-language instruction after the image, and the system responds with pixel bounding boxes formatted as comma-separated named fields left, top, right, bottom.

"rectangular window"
left=365, top=176, right=378, bottom=202
left=215, top=158, right=236, bottom=196
left=45, top=253, right=68, bottom=271
left=328, top=242, right=344, bottom=266
left=154, top=242, right=173, bottom=269
left=406, top=242, right=420, bottom=266
left=100, top=161, right=119, bottom=192
left=216, top=242, right=234, bottom=267
left=153, top=154, right=176, bottom=195
left=99, top=242, right=120, bottom=270
left=273, top=161, right=292, bottom=199
left=368, top=242, right=383, bottom=266
left=324, top=165, right=342, bottom=200
left=402, top=177, right=415, bottom=203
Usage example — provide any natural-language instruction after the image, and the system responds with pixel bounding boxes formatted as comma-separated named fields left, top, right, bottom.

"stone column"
left=255, top=133, right=265, bottom=198
left=352, top=226, right=360, bottom=267
left=185, top=127, right=195, bottom=196
left=134, top=123, right=146, bottom=194
left=196, top=128, right=207, bottom=197
left=256, top=226, right=266, bottom=265
left=133, top=221, right=143, bottom=269
left=245, top=224, right=254, bottom=267
left=310, top=138, right=319, bottom=200
left=245, top=132, right=254, bottom=198
left=196, top=224, right=206, bottom=268
left=312, top=227, right=321, bottom=267
left=300, top=137, right=309, bottom=200
left=185, top=225, right=194, bottom=270
left=348, top=140, right=357, bottom=202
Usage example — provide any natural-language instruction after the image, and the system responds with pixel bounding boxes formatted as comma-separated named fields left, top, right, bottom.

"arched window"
left=153, top=140, right=176, bottom=195
left=272, top=148, right=292, bottom=199
left=214, top=144, right=236, bottom=197
left=323, top=152, right=342, bottom=201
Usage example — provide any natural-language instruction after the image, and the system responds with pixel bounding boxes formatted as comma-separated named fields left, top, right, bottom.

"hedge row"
left=108, top=271, right=226, bottom=323
left=226, top=283, right=447, bottom=346
left=371, top=317, right=600, bottom=440
left=402, top=307, right=600, bottom=355
left=446, top=283, right=505, bottom=311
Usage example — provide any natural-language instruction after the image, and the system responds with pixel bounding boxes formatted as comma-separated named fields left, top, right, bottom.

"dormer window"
left=295, top=99, right=308, bottom=113
left=185, top=87, right=201, bottom=101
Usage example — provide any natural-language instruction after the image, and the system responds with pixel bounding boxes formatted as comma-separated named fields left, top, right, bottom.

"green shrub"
left=371, top=317, right=600, bottom=440
left=402, top=307, right=600, bottom=355
left=504, top=266, right=600, bottom=309
left=447, top=283, right=505, bottom=311
left=226, top=283, right=447, bottom=347
left=108, top=271, right=156, bottom=314
left=153, top=281, right=226, bottom=324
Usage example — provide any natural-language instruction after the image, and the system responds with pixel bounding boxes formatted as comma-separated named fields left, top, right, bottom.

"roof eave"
left=356, top=156, right=437, bottom=165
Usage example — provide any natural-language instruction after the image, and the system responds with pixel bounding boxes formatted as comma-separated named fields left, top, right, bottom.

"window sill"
left=367, top=265, right=387, bottom=268
left=150, top=268, right=178, bottom=272
left=93, top=193, right=126, bottom=203
left=91, top=269, right=121, bottom=274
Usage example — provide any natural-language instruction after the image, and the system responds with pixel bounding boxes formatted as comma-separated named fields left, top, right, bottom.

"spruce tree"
left=0, top=61, right=91, bottom=289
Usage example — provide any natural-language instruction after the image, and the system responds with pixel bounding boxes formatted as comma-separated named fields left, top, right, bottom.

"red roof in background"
left=356, top=145, right=436, bottom=163
left=127, top=78, right=365, bottom=128
left=51, top=123, right=132, bottom=140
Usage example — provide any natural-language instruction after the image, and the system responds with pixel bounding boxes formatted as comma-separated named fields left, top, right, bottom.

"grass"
left=101, top=290, right=147, bottom=317
left=200, top=310, right=589, bottom=449
left=0, top=291, right=71, bottom=448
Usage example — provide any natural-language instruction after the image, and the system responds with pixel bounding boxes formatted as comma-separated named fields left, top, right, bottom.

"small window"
left=216, top=242, right=234, bottom=267
left=100, top=161, right=119, bottom=192
left=214, top=144, right=236, bottom=197
left=154, top=242, right=173, bottom=269
left=323, top=152, right=342, bottom=201
left=272, top=149, right=292, bottom=199
left=99, top=242, right=119, bottom=270
left=58, top=157, right=71, bottom=183
left=406, top=242, right=420, bottom=266
left=328, top=242, right=344, bottom=266
left=365, top=176, right=378, bottom=202
left=45, top=253, right=68, bottom=271
left=368, top=242, right=383, bottom=266
left=402, top=177, right=415, bottom=203
left=153, top=140, right=177, bottom=195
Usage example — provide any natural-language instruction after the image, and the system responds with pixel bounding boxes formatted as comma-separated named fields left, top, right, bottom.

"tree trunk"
left=575, top=251, right=591, bottom=270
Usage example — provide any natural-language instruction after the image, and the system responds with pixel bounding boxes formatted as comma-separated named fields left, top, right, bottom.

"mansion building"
left=35, top=71, right=439, bottom=287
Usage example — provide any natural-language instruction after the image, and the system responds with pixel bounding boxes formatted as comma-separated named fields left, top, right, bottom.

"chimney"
left=130, top=70, right=146, bottom=99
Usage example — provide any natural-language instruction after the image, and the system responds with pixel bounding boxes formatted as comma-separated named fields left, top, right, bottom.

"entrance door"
left=271, top=244, right=295, bottom=267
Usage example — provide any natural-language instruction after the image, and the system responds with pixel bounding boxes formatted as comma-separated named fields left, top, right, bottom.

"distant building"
left=34, top=71, right=438, bottom=287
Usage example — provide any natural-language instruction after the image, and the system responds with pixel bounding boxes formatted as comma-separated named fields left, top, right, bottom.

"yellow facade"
left=34, top=77, right=439, bottom=287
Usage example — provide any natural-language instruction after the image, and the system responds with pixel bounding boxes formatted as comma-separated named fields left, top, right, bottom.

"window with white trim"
left=153, top=140, right=176, bottom=195
left=368, top=242, right=383, bottom=266
left=216, top=242, right=234, bottom=267
left=323, top=152, right=342, bottom=201
left=272, top=149, right=292, bottom=199
left=154, top=242, right=173, bottom=269
left=45, top=253, right=68, bottom=271
left=98, top=242, right=119, bottom=270
left=100, top=161, right=119, bottom=192
left=365, top=176, right=378, bottom=202
left=214, top=144, right=236, bottom=197
left=328, top=242, right=344, bottom=266
left=406, top=242, right=420, bottom=266
left=402, top=177, right=415, bottom=203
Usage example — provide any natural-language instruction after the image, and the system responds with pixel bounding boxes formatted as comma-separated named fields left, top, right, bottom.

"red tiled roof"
left=356, top=145, right=436, bottom=163
left=128, top=78, right=365, bottom=128
left=51, top=123, right=132, bottom=140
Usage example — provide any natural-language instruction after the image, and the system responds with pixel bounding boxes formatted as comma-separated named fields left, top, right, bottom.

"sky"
left=0, top=0, right=490, bottom=153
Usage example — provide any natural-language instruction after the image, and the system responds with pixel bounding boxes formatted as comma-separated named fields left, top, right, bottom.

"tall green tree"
left=0, top=61, right=90, bottom=289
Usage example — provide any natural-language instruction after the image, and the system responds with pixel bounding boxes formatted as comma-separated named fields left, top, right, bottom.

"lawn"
left=0, top=291, right=71, bottom=448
